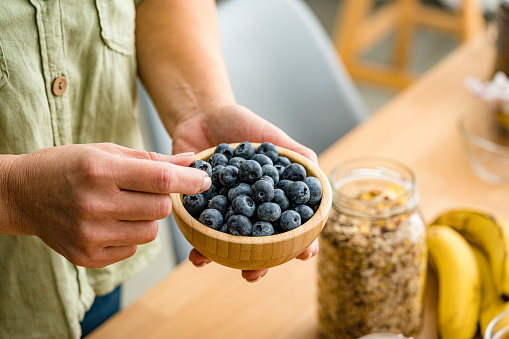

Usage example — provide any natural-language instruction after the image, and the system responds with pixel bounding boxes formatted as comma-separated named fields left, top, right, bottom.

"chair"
left=138, top=0, right=369, bottom=264
left=333, top=0, right=485, bottom=89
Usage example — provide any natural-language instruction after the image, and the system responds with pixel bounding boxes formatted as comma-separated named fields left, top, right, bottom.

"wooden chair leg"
left=459, top=0, right=484, bottom=41
left=393, top=0, right=419, bottom=69
left=332, top=0, right=372, bottom=63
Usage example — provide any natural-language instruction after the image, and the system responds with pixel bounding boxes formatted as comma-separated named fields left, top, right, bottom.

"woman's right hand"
left=0, top=143, right=210, bottom=267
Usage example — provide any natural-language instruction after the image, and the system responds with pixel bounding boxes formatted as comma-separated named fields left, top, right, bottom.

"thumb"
left=109, top=156, right=212, bottom=194
left=261, top=127, right=318, bottom=165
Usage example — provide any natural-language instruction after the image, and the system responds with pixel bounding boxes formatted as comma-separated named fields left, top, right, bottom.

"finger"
left=259, top=124, right=319, bottom=165
left=295, top=238, right=319, bottom=261
left=108, top=191, right=173, bottom=221
left=75, top=245, right=138, bottom=268
left=242, top=269, right=268, bottom=283
left=189, top=248, right=212, bottom=267
left=91, top=143, right=197, bottom=166
left=275, top=137, right=318, bottom=165
left=110, top=157, right=211, bottom=194
left=92, top=220, right=159, bottom=247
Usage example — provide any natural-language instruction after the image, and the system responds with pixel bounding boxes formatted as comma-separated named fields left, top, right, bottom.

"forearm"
left=135, top=0, right=235, bottom=136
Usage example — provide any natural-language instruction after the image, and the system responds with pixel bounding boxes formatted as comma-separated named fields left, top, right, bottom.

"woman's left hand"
left=171, top=103, right=319, bottom=282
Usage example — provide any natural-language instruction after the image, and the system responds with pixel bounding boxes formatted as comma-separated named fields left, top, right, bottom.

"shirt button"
left=52, top=76, right=68, bottom=96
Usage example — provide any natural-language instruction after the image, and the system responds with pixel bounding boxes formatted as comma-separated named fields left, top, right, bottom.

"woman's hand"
left=0, top=143, right=210, bottom=268
left=171, top=103, right=320, bottom=282
left=172, top=103, right=317, bottom=164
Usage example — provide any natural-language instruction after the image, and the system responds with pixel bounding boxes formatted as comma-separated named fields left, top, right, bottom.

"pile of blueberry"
left=182, top=142, right=322, bottom=237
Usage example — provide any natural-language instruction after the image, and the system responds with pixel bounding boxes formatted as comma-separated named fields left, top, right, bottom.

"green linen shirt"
left=0, top=0, right=161, bottom=338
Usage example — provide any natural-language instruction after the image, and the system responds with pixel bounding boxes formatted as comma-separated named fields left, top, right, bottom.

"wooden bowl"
left=170, top=143, right=332, bottom=270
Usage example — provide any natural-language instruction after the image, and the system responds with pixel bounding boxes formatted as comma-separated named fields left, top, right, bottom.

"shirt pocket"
left=0, top=41, right=9, bottom=88
left=95, top=0, right=136, bottom=56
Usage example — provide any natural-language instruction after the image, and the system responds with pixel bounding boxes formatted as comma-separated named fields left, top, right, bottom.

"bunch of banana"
left=471, top=244, right=509, bottom=333
left=427, top=225, right=480, bottom=339
left=429, top=209, right=509, bottom=337
left=432, top=210, right=509, bottom=297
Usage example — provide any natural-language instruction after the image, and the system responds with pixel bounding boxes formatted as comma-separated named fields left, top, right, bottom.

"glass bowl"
left=485, top=309, right=509, bottom=339
left=458, top=107, right=509, bottom=184
left=358, top=334, right=412, bottom=339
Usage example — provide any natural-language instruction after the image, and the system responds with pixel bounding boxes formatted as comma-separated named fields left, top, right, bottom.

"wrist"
left=0, top=154, right=33, bottom=236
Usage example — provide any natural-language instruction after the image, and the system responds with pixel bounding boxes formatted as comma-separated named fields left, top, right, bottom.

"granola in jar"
left=317, top=157, right=427, bottom=339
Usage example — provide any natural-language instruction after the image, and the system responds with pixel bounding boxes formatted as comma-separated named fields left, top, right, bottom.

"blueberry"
left=274, top=156, right=291, bottom=167
left=199, top=208, right=224, bottom=230
left=257, top=202, right=281, bottom=222
left=208, top=153, right=228, bottom=167
left=275, top=164, right=286, bottom=177
left=251, top=153, right=273, bottom=167
left=238, top=160, right=263, bottom=184
left=260, top=175, right=274, bottom=187
left=294, top=204, right=314, bottom=223
left=183, top=193, right=207, bottom=217
left=190, top=160, right=212, bottom=177
left=214, top=143, right=234, bottom=160
left=228, top=156, right=246, bottom=168
left=250, top=180, right=274, bottom=204
left=304, top=176, right=322, bottom=207
left=262, top=164, right=279, bottom=186
left=211, top=165, right=225, bottom=186
left=271, top=218, right=282, bottom=233
left=280, top=210, right=302, bottom=231
left=287, top=181, right=310, bottom=204
left=218, top=186, right=230, bottom=197
left=256, top=142, right=279, bottom=163
left=208, top=195, right=229, bottom=215
left=219, top=165, right=239, bottom=187
left=202, top=183, right=218, bottom=201
left=228, top=215, right=253, bottom=236
left=231, top=195, right=256, bottom=217
left=228, top=183, right=251, bottom=202
left=224, top=206, right=235, bottom=222
left=277, top=179, right=293, bottom=195
left=282, top=163, right=306, bottom=181
left=272, top=188, right=290, bottom=211
left=252, top=221, right=275, bottom=237
left=219, top=222, right=228, bottom=233
left=234, top=141, right=256, bottom=159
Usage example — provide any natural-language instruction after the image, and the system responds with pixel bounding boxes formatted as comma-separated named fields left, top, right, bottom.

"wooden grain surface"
left=89, top=31, right=506, bottom=339
left=169, top=144, right=332, bottom=270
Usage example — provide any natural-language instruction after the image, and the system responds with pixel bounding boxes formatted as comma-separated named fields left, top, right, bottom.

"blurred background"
left=303, top=0, right=493, bottom=113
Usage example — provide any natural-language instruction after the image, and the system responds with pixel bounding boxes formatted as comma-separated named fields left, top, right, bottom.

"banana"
left=427, top=225, right=481, bottom=339
left=471, top=244, right=508, bottom=334
left=432, top=209, right=509, bottom=297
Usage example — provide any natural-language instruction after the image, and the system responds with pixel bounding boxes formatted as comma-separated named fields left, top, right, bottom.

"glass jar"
left=317, top=157, right=427, bottom=339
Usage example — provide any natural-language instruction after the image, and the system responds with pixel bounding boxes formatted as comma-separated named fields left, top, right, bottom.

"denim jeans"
left=80, top=285, right=122, bottom=338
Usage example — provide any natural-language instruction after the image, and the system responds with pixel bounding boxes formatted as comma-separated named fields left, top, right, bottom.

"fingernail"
left=192, top=261, right=209, bottom=268
left=174, top=152, right=195, bottom=157
left=301, top=252, right=314, bottom=261
left=246, top=276, right=262, bottom=283
left=201, top=176, right=211, bottom=191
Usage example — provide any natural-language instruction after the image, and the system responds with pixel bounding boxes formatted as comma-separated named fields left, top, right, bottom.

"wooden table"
left=89, top=31, right=507, bottom=339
